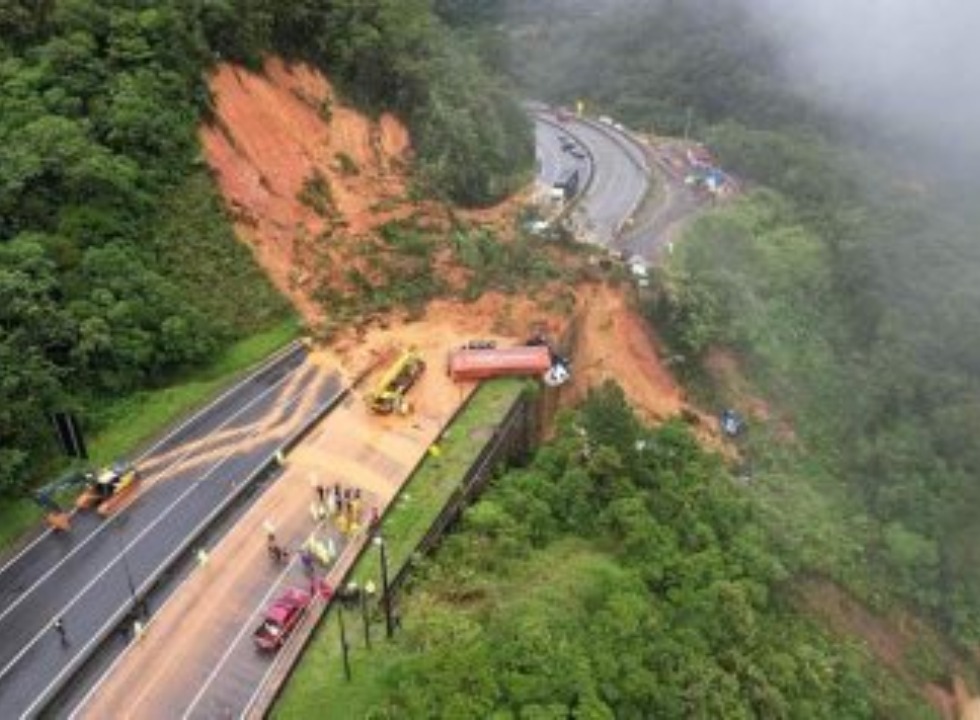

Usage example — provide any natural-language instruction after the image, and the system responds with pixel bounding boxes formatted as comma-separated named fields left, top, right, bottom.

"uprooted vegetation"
left=199, top=57, right=606, bottom=339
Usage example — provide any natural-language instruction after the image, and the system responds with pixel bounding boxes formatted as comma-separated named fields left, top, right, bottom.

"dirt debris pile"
left=200, top=58, right=412, bottom=319
left=199, top=57, right=710, bottom=443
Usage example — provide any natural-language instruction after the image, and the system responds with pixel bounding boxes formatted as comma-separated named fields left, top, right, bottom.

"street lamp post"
left=115, top=520, right=141, bottom=619
left=361, top=581, right=376, bottom=648
left=337, top=604, right=352, bottom=681
left=373, top=536, right=394, bottom=639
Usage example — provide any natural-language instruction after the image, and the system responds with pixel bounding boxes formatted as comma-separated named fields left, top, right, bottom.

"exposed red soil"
left=566, top=284, right=684, bottom=422
left=320, top=291, right=567, bottom=382
left=200, top=58, right=414, bottom=319
left=199, top=57, right=722, bottom=445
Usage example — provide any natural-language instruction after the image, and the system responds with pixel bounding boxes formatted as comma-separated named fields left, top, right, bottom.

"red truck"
left=448, top=346, right=552, bottom=382
left=253, top=588, right=312, bottom=652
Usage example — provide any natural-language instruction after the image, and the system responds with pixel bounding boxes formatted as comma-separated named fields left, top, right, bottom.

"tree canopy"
left=327, top=385, right=920, bottom=718
left=0, top=0, right=530, bottom=496
left=509, top=0, right=980, bottom=645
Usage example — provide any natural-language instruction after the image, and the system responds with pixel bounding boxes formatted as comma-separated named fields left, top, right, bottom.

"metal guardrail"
left=578, top=117, right=650, bottom=175
left=575, top=117, right=653, bottom=242
left=37, top=368, right=349, bottom=716
left=255, top=381, right=490, bottom=716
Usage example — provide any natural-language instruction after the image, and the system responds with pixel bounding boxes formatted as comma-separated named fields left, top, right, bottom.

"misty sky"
left=747, top=0, right=980, bottom=153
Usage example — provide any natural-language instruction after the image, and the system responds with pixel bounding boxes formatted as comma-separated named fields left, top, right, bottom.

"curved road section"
left=535, top=112, right=649, bottom=246
left=0, top=345, right=344, bottom=718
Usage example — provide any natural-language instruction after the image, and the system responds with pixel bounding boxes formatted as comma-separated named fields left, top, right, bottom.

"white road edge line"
left=20, top=383, right=340, bottom=720
left=0, top=363, right=308, bottom=629
left=180, top=543, right=316, bottom=719
left=0, top=342, right=302, bottom=581
left=241, top=540, right=362, bottom=719
left=0, top=378, right=309, bottom=689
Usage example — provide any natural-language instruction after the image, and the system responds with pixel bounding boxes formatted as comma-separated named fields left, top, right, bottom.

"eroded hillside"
left=201, top=58, right=413, bottom=319
left=199, top=57, right=710, bottom=440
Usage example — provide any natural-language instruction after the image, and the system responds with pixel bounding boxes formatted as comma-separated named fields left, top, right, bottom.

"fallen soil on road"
left=199, top=56, right=718, bottom=442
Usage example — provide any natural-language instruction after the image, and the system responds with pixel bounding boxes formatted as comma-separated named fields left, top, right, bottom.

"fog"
left=743, top=0, right=980, bottom=161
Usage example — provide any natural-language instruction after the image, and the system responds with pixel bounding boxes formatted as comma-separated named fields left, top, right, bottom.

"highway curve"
left=534, top=118, right=591, bottom=189
left=535, top=112, right=649, bottom=246
left=617, top=143, right=700, bottom=262
left=0, top=345, right=343, bottom=718
left=535, top=110, right=702, bottom=263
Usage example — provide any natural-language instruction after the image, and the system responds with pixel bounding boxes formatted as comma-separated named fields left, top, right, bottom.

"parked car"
left=465, top=339, right=497, bottom=350
left=253, top=587, right=312, bottom=651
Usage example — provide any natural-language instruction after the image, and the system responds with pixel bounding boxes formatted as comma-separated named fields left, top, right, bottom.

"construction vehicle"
left=75, top=461, right=141, bottom=516
left=32, top=469, right=90, bottom=531
left=366, top=349, right=426, bottom=415
left=449, top=346, right=552, bottom=382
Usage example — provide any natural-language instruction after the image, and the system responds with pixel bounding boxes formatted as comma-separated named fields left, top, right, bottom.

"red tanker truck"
left=448, top=346, right=553, bottom=382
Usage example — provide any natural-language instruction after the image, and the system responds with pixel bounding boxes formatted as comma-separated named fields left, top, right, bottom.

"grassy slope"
left=273, top=378, right=525, bottom=718
left=0, top=319, right=300, bottom=552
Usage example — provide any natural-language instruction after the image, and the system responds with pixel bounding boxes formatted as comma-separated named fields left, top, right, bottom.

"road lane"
left=0, top=362, right=315, bottom=637
left=0, top=344, right=307, bottom=605
left=534, top=117, right=593, bottom=195
left=565, top=119, right=648, bottom=244
left=72, top=354, right=476, bottom=720
left=0, top=351, right=343, bottom=718
left=534, top=114, right=647, bottom=246
left=0, top=363, right=318, bottom=672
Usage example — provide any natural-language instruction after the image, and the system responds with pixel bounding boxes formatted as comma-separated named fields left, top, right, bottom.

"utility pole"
left=361, top=581, right=375, bottom=649
left=115, top=521, right=141, bottom=619
left=374, top=536, right=394, bottom=639
left=337, top=605, right=352, bottom=681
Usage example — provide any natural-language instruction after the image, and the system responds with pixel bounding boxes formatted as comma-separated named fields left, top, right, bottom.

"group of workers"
left=265, top=478, right=380, bottom=570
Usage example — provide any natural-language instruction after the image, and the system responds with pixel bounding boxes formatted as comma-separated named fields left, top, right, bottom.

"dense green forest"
left=509, top=0, right=980, bottom=647
left=314, top=386, right=925, bottom=717
left=0, top=0, right=530, bottom=497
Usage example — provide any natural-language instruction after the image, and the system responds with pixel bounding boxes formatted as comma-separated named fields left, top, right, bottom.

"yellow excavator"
left=75, top=462, right=141, bottom=516
left=33, top=461, right=140, bottom=530
left=366, top=349, right=425, bottom=415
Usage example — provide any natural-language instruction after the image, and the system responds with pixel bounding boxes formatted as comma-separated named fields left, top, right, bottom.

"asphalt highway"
left=535, top=113, right=649, bottom=246
left=0, top=345, right=343, bottom=718
left=535, top=119, right=590, bottom=187
left=0, top=345, right=307, bottom=607
left=181, top=527, right=350, bottom=720
left=618, top=144, right=699, bottom=261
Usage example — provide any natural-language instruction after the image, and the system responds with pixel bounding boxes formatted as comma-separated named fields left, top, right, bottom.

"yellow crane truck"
left=366, top=349, right=425, bottom=415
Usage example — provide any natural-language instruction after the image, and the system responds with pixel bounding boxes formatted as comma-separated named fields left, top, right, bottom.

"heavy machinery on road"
left=366, top=349, right=426, bottom=415
left=75, top=462, right=141, bottom=516
left=31, top=461, right=140, bottom=530
left=32, top=469, right=88, bottom=531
